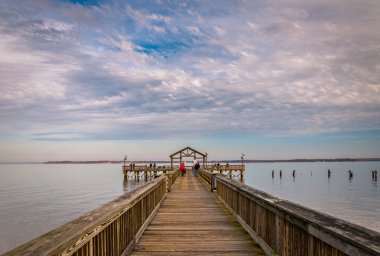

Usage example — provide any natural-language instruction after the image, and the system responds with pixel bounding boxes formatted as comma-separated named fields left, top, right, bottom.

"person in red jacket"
left=180, top=162, right=186, bottom=176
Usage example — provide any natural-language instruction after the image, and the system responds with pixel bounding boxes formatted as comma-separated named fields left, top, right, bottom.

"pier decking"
left=131, top=172, right=265, bottom=256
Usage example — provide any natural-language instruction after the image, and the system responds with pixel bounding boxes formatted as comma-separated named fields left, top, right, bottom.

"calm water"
left=243, top=162, right=380, bottom=233
left=0, top=164, right=145, bottom=254
left=0, top=162, right=379, bottom=254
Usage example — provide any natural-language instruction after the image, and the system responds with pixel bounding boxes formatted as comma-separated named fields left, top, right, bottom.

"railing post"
left=211, top=173, right=217, bottom=191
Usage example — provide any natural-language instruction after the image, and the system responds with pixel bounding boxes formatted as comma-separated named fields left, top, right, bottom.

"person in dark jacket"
left=194, top=161, right=200, bottom=177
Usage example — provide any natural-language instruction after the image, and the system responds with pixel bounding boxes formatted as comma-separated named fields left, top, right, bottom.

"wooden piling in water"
left=123, top=165, right=174, bottom=181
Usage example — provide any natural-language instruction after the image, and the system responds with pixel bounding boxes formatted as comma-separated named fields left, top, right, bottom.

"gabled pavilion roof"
left=170, top=146, right=206, bottom=159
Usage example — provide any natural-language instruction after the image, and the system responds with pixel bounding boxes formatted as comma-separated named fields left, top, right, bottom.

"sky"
left=1, top=0, right=380, bottom=162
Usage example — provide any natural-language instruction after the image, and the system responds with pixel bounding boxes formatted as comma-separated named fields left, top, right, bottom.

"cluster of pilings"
left=270, top=169, right=379, bottom=181
left=207, top=164, right=245, bottom=181
left=123, top=164, right=172, bottom=181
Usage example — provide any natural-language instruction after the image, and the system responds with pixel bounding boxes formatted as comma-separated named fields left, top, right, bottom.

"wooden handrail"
left=198, top=169, right=218, bottom=191
left=207, top=164, right=245, bottom=172
left=3, top=176, right=168, bottom=256
left=122, top=165, right=174, bottom=173
left=165, top=168, right=180, bottom=192
left=215, top=176, right=380, bottom=256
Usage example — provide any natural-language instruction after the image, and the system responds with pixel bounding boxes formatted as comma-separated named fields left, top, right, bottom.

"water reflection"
left=122, top=176, right=139, bottom=193
left=122, top=175, right=155, bottom=193
left=327, top=173, right=331, bottom=187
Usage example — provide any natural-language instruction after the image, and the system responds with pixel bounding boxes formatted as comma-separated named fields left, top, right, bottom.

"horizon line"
left=1, top=157, right=380, bottom=164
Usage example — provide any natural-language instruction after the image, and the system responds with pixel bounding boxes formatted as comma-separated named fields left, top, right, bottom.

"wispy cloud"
left=0, top=0, right=380, bottom=146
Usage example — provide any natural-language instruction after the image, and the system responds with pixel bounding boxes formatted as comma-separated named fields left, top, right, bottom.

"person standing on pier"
left=194, top=161, right=200, bottom=177
left=180, top=162, right=186, bottom=176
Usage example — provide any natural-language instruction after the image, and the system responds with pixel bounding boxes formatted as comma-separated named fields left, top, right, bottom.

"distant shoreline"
left=1, top=158, right=379, bottom=164
left=42, top=158, right=380, bottom=164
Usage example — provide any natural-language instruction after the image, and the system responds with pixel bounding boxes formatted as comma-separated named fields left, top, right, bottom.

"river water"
left=0, top=163, right=144, bottom=254
left=0, top=162, right=379, bottom=254
left=242, top=162, right=380, bottom=233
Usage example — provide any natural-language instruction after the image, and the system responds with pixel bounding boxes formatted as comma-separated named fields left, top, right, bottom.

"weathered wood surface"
left=131, top=173, right=265, bottom=256
left=215, top=175, right=380, bottom=256
left=2, top=176, right=167, bottom=256
left=207, top=164, right=245, bottom=172
left=199, top=169, right=218, bottom=191
left=123, top=166, right=173, bottom=180
left=205, top=165, right=245, bottom=182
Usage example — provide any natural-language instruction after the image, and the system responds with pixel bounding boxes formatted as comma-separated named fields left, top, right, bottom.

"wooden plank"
left=133, top=252, right=261, bottom=256
left=130, top=173, right=265, bottom=256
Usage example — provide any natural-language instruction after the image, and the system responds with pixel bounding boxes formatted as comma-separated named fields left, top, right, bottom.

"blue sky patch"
left=63, top=0, right=105, bottom=6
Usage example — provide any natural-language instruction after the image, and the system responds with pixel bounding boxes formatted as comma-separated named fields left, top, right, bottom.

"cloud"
left=125, top=4, right=171, bottom=34
left=0, top=0, right=380, bottom=145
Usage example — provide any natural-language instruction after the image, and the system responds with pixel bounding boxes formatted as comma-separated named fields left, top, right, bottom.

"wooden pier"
left=3, top=147, right=380, bottom=256
left=207, top=164, right=245, bottom=181
left=131, top=171, right=264, bottom=256
left=122, top=165, right=172, bottom=180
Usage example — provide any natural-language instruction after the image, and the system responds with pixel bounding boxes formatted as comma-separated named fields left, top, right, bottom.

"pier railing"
left=207, top=164, right=245, bottom=172
left=122, top=165, right=174, bottom=174
left=204, top=164, right=245, bottom=181
left=198, top=169, right=380, bottom=256
left=4, top=175, right=168, bottom=256
left=198, top=168, right=218, bottom=191
left=166, top=167, right=179, bottom=192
